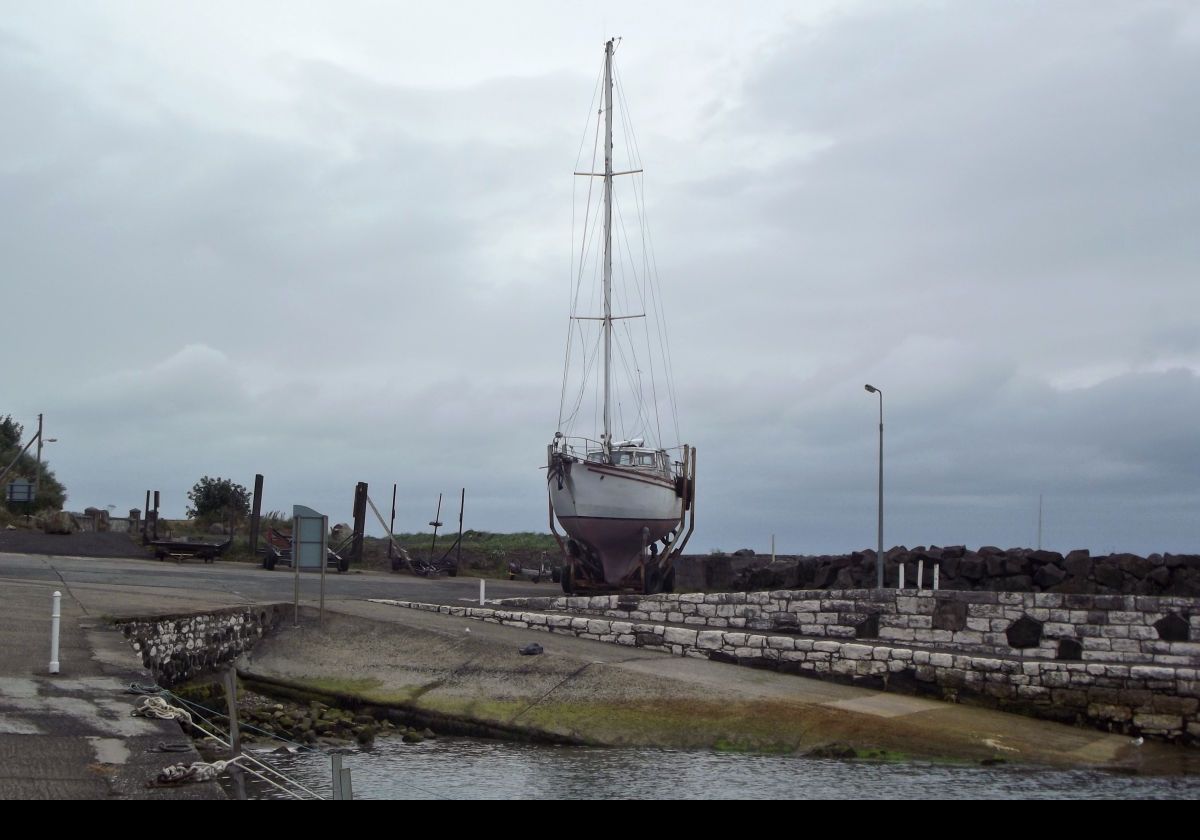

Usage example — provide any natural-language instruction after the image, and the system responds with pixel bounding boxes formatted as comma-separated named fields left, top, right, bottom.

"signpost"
left=293, top=505, right=329, bottom=625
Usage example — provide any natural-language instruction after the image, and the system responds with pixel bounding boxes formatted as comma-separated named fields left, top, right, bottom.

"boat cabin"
left=586, top=446, right=670, bottom=473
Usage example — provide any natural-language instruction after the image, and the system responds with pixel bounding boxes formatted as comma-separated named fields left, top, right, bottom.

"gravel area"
left=0, top=528, right=152, bottom=558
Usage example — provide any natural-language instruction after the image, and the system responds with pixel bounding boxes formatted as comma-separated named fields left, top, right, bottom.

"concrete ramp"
left=237, top=600, right=1188, bottom=772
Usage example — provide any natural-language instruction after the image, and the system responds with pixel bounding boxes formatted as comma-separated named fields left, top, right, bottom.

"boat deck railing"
left=552, top=435, right=687, bottom=479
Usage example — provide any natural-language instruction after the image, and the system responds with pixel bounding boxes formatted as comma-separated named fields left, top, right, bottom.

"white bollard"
left=898, top=564, right=905, bottom=591
left=479, top=578, right=485, bottom=606
left=50, top=590, right=61, bottom=674
left=917, top=559, right=925, bottom=591
left=933, top=563, right=940, bottom=591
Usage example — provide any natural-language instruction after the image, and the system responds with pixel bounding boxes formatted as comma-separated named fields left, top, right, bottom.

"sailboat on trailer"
left=547, top=39, right=696, bottom=595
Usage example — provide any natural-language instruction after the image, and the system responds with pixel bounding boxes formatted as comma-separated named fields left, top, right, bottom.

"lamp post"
left=34, top=414, right=57, bottom=503
left=864, top=385, right=883, bottom=589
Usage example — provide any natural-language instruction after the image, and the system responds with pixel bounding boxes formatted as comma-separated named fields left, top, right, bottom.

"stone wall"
left=373, top=590, right=1200, bottom=744
left=116, top=605, right=288, bottom=686
left=677, top=547, right=1200, bottom=597
left=500, top=590, right=1200, bottom=667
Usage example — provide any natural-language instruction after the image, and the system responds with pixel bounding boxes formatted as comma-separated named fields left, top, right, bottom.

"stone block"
left=1133, top=713, right=1183, bottom=733
left=1131, top=666, right=1176, bottom=682
left=663, top=627, right=698, bottom=646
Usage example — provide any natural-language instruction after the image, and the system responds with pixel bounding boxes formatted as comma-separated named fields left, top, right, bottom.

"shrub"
left=186, top=476, right=251, bottom=525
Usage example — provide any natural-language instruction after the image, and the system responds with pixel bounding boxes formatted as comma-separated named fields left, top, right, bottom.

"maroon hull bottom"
left=558, top=515, right=679, bottom=583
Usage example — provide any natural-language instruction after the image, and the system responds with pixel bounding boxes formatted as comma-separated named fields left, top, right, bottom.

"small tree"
left=187, top=476, right=251, bottom=525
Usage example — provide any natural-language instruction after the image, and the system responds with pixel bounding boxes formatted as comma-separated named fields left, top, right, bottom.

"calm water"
left=240, top=737, right=1200, bottom=800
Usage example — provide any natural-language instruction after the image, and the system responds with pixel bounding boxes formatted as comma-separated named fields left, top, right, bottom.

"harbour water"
left=244, top=737, right=1200, bottom=800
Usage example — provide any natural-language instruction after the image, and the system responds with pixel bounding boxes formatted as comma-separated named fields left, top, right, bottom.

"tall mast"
left=602, top=37, right=614, bottom=453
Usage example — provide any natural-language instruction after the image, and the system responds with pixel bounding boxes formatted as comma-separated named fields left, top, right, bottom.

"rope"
left=165, top=690, right=452, bottom=801
left=150, top=754, right=246, bottom=786
left=179, top=707, right=326, bottom=801
left=132, top=696, right=193, bottom=725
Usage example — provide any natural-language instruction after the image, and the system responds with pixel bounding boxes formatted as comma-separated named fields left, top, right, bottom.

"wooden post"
left=351, top=482, right=368, bottom=568
left=222, top=667, right=240, bottom=754
left=249, top=474, right=264, bottom=556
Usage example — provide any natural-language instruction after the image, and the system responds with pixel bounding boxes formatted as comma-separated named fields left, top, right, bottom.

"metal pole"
left=917, top=558, right=924, bottom=592
left=319, top=515, right=327, bottom=625
left=49, top=590, right=61, bottom=674
left=456, top=488, right=465, bottom=571
left=388, top=483, right=397, bottom=562
left=865, top=385, right=884, bottom=588
left=293, top=520, right=301, bottom=627
left=223, top=667, right=240, bottom=754
left=877, top=392, right=884, bottom=589
left=331, top=753, right=343, bottom=801
left=34, top=414, right=43, bottom=502
left=429, top=493, right=443, bottom=559
left=601, top=38, right=614, bottom=450
left=479, top=578, right=485, bottom=606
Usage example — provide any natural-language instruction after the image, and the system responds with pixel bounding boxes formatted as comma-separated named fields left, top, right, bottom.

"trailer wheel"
left=642, top=565, right=659, bottom=595
left=561, top=563, right=574, bottom=595
left=661, top=566, right=676, bottom=594
left=264, top=553, right=277, bottom=571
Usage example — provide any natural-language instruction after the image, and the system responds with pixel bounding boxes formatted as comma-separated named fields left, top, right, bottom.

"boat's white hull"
left=550, top=461, right=682, bottom=583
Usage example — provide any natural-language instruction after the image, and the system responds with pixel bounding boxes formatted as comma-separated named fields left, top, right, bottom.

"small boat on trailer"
left=547, top=39, right=696, bottom=594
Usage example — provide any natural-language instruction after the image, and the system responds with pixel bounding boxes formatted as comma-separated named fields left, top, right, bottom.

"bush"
left=186, top=476, right=251, bottom=525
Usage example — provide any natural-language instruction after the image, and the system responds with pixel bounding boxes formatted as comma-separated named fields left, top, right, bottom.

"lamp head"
left=864, top=384, right=878, bottom=394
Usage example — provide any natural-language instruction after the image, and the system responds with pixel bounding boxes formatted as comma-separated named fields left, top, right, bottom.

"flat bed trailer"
left=150, top=537, right=232, bottom=563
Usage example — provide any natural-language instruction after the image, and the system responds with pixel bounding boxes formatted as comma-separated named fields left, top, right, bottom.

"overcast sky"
left=3, top=1, right=1198, bottom=555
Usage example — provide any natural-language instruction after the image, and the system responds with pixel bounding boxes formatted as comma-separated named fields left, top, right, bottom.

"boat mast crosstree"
left=547, top=39, right=696, bottom=595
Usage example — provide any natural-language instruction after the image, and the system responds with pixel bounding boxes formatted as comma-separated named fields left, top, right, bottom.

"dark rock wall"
left=677, top=547, right=1200, bottom=596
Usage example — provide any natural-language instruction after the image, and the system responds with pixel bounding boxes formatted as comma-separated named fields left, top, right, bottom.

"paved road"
left=0, top=550, right=559, bottom=613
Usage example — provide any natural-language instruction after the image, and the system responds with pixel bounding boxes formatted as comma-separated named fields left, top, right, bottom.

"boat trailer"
left=261, top=526, right=349, bottom=573
left=151, top=536, right=232, bottom=564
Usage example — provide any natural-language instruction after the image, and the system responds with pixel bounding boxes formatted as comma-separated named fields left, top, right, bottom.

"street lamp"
left=864, top=385, right=883, bottom=588
left=33, top=414, right=57, bottom=503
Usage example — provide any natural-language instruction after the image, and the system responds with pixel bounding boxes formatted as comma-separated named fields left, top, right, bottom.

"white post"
left=479, top=578, right=485, bottom=606
left=49, top=590, right=61, bottom=674
left=898, top=564, right=905, bottom=591
left=917, top=559, right=925, bottom=591
left=933, top=563, right=940, bottom=591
